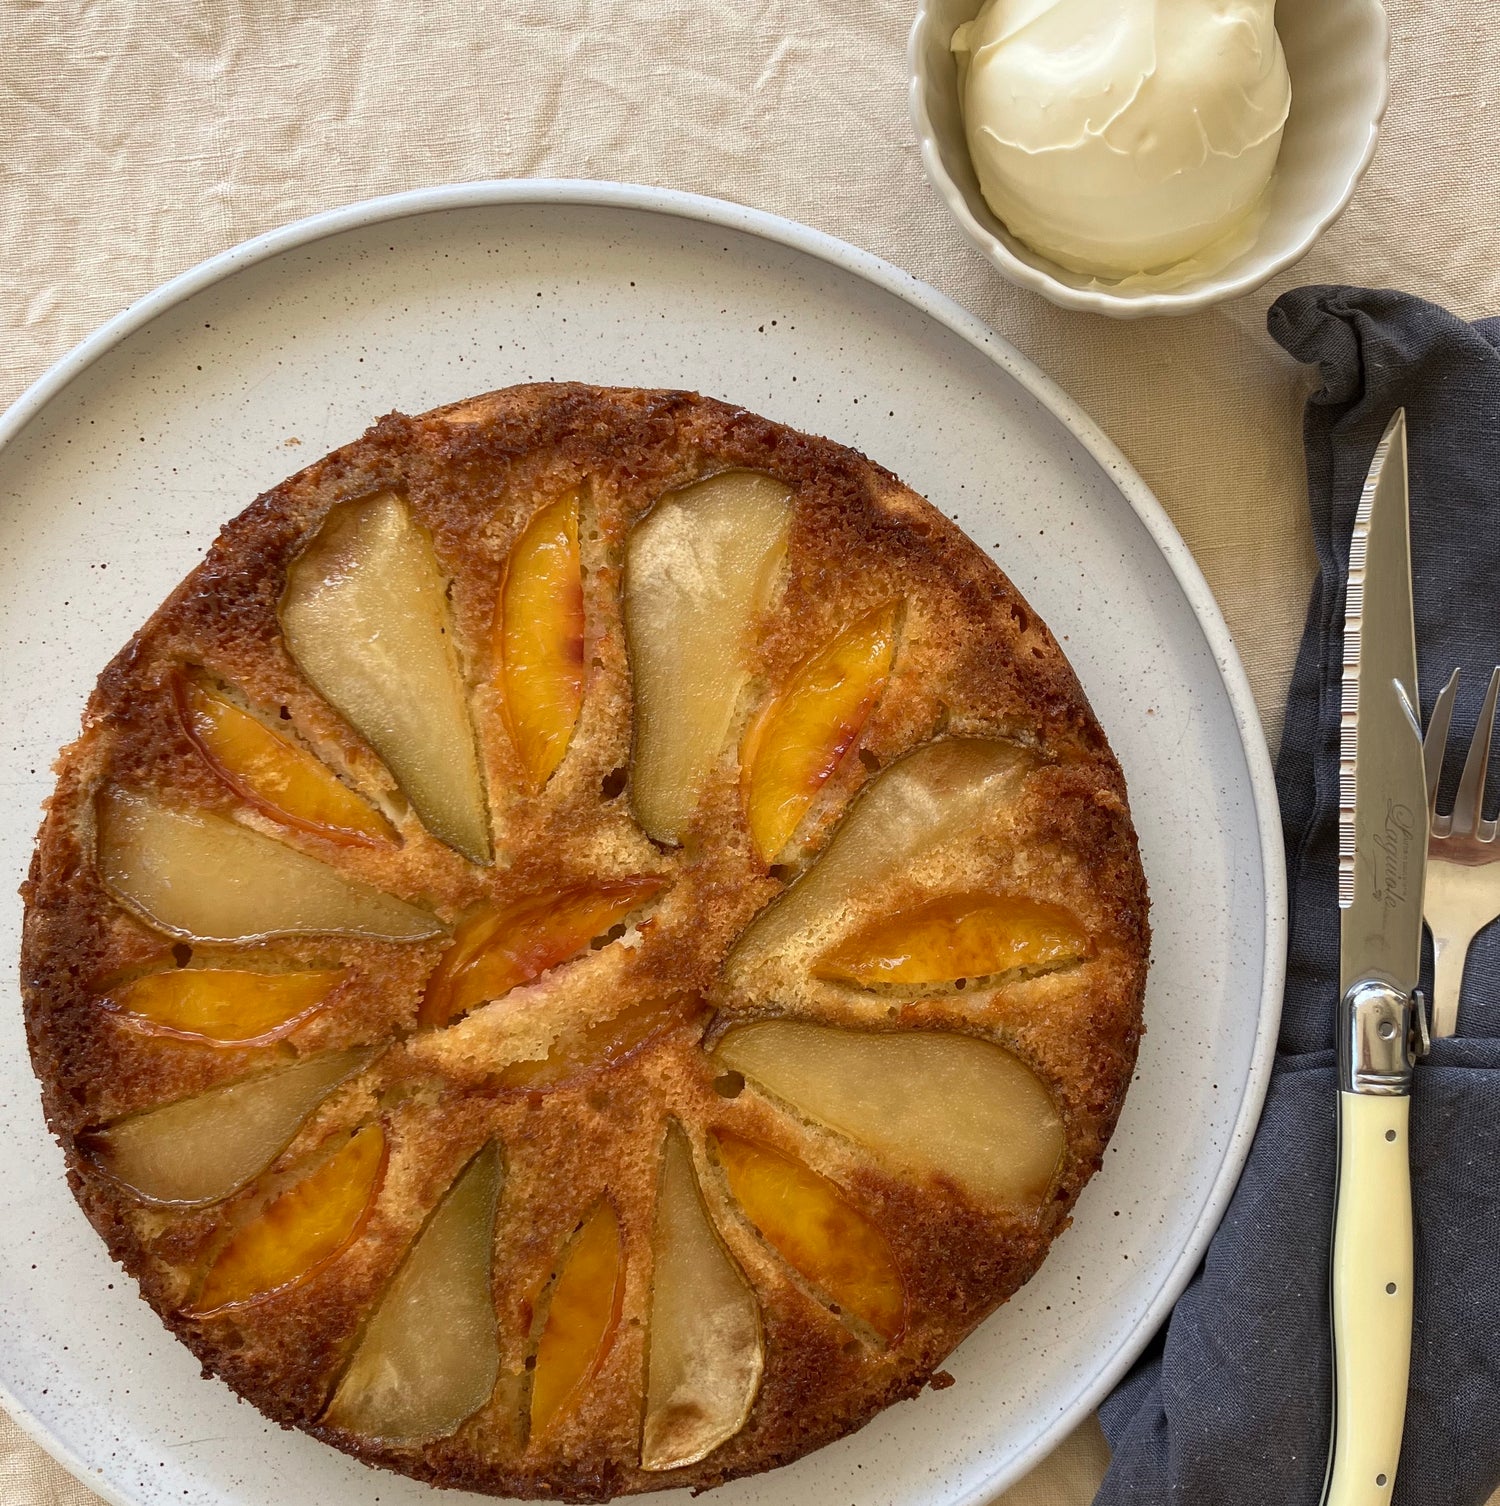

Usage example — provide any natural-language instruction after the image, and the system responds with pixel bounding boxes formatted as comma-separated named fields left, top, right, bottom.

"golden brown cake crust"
left=20, top=384, right=1149, bottom=1500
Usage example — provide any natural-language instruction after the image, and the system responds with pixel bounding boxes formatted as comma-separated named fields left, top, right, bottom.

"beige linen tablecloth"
left=3, top=3, right=1497, bottom=1504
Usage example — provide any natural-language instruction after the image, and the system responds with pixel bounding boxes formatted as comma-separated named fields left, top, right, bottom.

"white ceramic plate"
left=0, top=182, right=1285, bottom=1506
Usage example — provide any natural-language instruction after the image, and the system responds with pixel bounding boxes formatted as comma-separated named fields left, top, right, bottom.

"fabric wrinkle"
left=1097, top=286, right=1500, bottom=1506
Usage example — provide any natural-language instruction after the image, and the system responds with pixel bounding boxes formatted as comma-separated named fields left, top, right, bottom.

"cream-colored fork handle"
left=1324, top=1093, right=1413, bottom=1506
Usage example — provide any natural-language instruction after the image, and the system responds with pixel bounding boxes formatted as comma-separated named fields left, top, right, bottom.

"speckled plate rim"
left=906, top=0, right=1392, bottom=318
left=0, top=179, right=1287, bottom=1506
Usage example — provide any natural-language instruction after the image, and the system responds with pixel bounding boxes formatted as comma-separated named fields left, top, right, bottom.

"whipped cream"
left=952, top=0, right=1291, bottom=282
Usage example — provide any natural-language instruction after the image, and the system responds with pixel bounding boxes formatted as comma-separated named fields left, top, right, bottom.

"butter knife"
left=1322, top=407, right=1428, bottom=1506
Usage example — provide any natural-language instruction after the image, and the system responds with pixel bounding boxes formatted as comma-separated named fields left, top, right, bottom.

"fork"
left=1422, top=664, right=1500, bottom=1037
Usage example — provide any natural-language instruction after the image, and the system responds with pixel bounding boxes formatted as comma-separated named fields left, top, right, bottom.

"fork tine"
left=1425, top=668, right=1460, bottom=814
left=1451, top=666, right=1500, bottom=835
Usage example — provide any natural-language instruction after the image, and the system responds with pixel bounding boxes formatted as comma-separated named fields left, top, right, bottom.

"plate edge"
left=0, top=178, right=1289, bottom=1505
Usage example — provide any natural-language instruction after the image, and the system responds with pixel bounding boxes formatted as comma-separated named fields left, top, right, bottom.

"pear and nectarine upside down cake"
left=21, top=383, right=1148, bottom=1500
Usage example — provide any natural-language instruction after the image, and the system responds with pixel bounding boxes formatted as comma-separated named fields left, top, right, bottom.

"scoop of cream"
left=952, top=0, right=1291, bottom=280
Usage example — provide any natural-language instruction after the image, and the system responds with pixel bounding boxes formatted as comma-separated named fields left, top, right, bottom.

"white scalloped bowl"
left=909, top=0, right=1390, bottom=318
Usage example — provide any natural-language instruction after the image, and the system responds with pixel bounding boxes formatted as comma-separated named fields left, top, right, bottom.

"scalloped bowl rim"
left=908, top=0, right=1392, bottom=317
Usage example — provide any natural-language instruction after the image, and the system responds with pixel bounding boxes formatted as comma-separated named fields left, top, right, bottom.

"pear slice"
left=728, top=738, right=1032, bottom=969
left=324, top=1143, right=503, bottom=1442
left=641, top=1125, right=762, bottom=1472
left=281, top=491, right=492, bottom=863
left=97, top=788, right=440, bottom=943
left=625, top=472, right=793, bottom=844
left=191, top=1123, right=387, bottom=1313
left=82, top=1047, right=375, bottom=1206
left=714, top=1022, right=1064, bottom=1211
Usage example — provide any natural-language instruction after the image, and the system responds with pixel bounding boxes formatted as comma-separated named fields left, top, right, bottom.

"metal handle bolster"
left=1339, top=980, right=1420, bottom=1095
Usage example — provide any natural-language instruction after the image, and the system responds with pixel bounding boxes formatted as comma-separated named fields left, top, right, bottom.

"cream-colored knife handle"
left=1324, top=1091, right=1413, bottom=1506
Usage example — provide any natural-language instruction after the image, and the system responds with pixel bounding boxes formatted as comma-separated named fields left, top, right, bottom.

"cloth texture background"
left=2, top=2, right=1497, bottom=1504
left=1097, top=288, right=1500, bottom=1506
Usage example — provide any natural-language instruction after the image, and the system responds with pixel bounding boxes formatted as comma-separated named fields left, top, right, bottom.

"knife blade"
left=1322, top=407, right=1427, bottom=1506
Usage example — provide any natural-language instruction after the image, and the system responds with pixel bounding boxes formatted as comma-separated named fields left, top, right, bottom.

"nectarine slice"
left=324, top=1143, right=502, bottom=1441
left=106, top=966, right=344, bottom=1045
left=713, top=1132, right=904, bottom=1342
left=740, top=602, right=898, bottom=862
left=816, top=894, right=1092, bottom=987
left=97, top=787, right=440, bottom=943
left=625, top=472, right=793, bottom=844
left=529, top=1200, right=624, bottom=1441
left=191, top=1123, right=386, bottom=1313
left=419, top=879, right=665, bottom=1029
left=641, top=1125, right=762, bottom=1471
left=174, top=675, right=393, bottom=844
left=496, top=491, right=586, bottom=791
left=715, top=1021, right=1063, bottom=1210
left=728, top=738, right=1032, bottom=969
left=281, top=491, right=492, bottom=863
left=83, top=1047, right=375, bottom=1206
left=498, top=995, right=696, bottom=1089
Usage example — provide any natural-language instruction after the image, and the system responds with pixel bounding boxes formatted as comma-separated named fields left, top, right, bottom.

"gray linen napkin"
left=1094, top=287, right=1500, bottom=1506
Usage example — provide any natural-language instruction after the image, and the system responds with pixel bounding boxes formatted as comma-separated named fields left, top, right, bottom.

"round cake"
left=20, top=384, right=1149, bottom=1500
